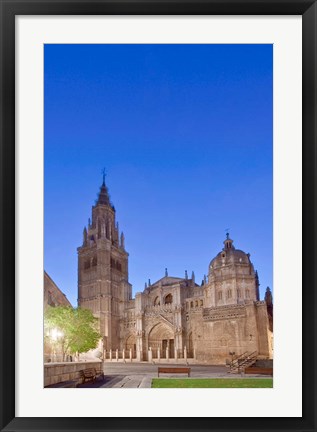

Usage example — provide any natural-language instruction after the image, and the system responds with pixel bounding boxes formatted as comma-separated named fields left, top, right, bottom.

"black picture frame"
left=0, top=1, right=316, bottom=431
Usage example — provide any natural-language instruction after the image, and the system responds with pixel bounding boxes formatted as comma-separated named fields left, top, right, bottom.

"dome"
left=209, top=235, right=251, bottom=270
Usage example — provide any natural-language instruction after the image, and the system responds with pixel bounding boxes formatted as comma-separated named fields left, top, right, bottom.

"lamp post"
left=49, top=328, right=64, bottom=362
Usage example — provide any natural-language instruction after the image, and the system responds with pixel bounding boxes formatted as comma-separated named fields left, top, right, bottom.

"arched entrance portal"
left=148, top=322, right=174, bottom=359
left=187, top=332, right=194, bottom=358
left=125, top=334, right=137, bottom=358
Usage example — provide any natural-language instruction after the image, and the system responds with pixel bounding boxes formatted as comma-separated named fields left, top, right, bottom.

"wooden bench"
left=244, top=367, right=273, bottom=376
left=79, top=367, right=105, bottom=384
left=158, top=367, right=191, bottom=377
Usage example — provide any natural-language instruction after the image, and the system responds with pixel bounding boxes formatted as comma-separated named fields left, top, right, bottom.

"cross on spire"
left=96, top=169, right=110, bottom=206
left=224, top=230, right=234, bottom=250
left=101, top=168, right=107, bottom=186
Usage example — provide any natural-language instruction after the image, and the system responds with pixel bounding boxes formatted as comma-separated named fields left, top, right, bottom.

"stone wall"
left=255, top=301, right=271, bottom=357
left=254, top=359, right=273, bottom=368
left=190, top=302, right=264, bottom=364
left=44, top=271, right=72, bottom=308
left=44, top=361, right=102, bottom=387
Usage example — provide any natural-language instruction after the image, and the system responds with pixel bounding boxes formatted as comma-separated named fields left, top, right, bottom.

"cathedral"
left=77, top=178, right=273, bottom=364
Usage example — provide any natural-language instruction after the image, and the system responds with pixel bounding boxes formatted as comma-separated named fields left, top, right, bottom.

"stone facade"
left=44, top=271, right=71, bottom=308
left=78, top=180, right=273, bottom=364
left=44, top=272, right=72, bottom=362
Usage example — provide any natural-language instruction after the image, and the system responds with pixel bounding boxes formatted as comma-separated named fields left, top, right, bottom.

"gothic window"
left=218, top=291, right=222, bottom=300
left=84, top=260, right=90, bottom=270
left=195, top=300, right=198, bottom=307
left=190, top=301, right=194, bottom=308
left=154, top=296, right=160, bottom=306
left=246, top=289, right=250, bottom=298
left=116, top=261, right=122, bottom=271
left=237, top=289, right=241, bottom=298
left=200, top=300, right=203, bottom=306
left=228, top=289, right=232, bottom=299
left=111, top=258, right=115, bottom=268
left=92, top=256, right=97, bottom=266
left=164, top=294, right=173, bottom=304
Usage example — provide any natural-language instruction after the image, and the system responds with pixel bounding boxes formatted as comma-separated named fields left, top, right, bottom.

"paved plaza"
left=76, top=363, right=267, bottom=388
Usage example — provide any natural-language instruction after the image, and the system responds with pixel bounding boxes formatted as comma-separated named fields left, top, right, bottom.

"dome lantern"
left=223, top=232, right=235, bottom=250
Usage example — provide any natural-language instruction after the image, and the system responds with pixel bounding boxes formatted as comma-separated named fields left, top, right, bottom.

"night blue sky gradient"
left=44, top=44, right=273, bottom=306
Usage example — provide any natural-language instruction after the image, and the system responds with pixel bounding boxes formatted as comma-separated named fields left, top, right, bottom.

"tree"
left=44, top=306, right=101, bottom=361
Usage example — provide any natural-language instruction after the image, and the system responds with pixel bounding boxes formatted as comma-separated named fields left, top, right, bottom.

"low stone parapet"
left=44, top=361, right=102, bottom=387
left=254, top=359, right=273, bottom=368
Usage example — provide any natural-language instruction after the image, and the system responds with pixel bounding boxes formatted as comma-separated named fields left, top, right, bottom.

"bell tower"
left=77, top=175, right=132, bottom=350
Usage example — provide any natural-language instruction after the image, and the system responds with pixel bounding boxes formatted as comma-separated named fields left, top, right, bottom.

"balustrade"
left=145, top=303, right=174, bottom=313
left=103, top=346, right=194, bottom=362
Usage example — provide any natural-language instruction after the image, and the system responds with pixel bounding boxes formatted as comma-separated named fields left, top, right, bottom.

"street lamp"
left=48, top=328, right=64, bottom=362
left=50, top=328, right=64, bottom=341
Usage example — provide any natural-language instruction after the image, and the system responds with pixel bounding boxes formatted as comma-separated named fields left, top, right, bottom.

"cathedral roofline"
left=148, top=275, right=200, bottom=288
left=151, top=276, right=184, bottom=285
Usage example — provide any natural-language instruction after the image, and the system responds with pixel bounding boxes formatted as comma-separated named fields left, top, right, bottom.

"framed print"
left=0, top=1, right=316, bottom=431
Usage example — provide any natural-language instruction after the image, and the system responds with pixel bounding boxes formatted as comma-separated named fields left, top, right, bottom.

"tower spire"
left=96, top=173, right=110, bottom=206
left=83, top=227, right=87, bottom=247
left=102, top=167, right=106, bottom=186
left=120, top=232, right=125, bottom=249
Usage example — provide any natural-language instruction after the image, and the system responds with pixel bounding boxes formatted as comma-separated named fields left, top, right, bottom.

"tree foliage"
left=44, top=306, right=101, bottom=360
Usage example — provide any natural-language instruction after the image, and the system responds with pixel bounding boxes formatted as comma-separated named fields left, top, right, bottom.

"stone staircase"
left=228, top=351, right=258, bottom=373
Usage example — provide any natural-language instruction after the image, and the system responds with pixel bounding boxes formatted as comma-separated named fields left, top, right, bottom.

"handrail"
left=229, top=351, right=258, bottom=372
left=236, top=352, right=258, bottom=371
left=229, top=351, right=249, bottom=369
left=230, top=351, right=248, bottom=367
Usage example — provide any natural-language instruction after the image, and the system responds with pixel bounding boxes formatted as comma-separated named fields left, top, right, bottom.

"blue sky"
left=44, top=44, right=273, bottom=306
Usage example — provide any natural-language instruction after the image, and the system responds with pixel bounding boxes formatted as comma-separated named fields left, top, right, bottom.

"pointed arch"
left=164, top=293, right=173, bottom=304
left=125, top=334, right=137, bottom=356
left=154, top=296, right=160, bottom=306
left=188, top=331, right=194, bottom=357
left=148, top=322, right=174, bottom=359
